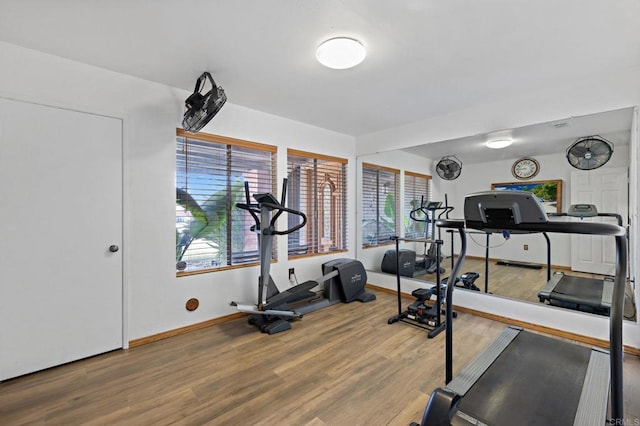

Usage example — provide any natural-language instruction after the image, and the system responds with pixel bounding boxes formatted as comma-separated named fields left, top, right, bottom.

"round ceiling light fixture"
left=486, top=139, right=513, bottom=149
left=316, top=37, right=366, bottom=69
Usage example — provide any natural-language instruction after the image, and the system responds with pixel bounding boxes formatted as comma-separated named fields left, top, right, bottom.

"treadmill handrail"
left=436, top=218, right=626, bottom=236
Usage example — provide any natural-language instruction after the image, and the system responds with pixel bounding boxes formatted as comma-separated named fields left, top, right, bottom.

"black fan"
left=566, top=135, right=613, bottom=170
left=436, top=156, right=462, bottom=180
left=182, top=72, right=227, bottom=133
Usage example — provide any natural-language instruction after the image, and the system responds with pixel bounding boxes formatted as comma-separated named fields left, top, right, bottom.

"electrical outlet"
left=524, top=244, right=528, bottom=251
left=288, top=268, right=295, bottom=279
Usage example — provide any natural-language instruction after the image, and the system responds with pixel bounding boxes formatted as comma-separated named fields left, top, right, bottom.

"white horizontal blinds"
left=176, top=136, right=226, bottom=271
left=230, top=144, right=277, bottom=265
left=287, top=155, right=313, bottom=256
left=287, top=149, right=348, bottom=257
left=404, top=171, right=432, bottom=238
left=362, top=163, right=400, bottom=246
left=176, top=129, right=276, bottom=274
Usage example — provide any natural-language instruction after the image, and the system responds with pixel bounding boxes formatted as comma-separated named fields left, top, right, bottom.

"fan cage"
left=436, top=156, right=462, bottom=180
left=566, top=136, right=613, bottom=171
left=182, top=72, right=227, bottom=133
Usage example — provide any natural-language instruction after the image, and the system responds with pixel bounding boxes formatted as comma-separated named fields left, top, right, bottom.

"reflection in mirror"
left=361, top=163, right=400, bottom=247
left=356, top=107, right=637, bottom=322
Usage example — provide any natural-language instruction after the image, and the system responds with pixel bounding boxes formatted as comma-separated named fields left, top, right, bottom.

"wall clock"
left=511, top=157, right=540, bottom=180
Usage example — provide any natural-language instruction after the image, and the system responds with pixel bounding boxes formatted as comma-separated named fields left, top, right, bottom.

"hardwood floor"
left=421, top=256, right=637, bottom=320
left=427, top=256, right=608, bottom=302
left=1, top=289, right=639, bottom=425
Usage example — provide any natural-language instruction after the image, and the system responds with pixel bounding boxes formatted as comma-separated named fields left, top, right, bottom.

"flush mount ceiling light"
left=486, top=139, right=513, bottom=149
left=316, top=37, right=366, bottom=69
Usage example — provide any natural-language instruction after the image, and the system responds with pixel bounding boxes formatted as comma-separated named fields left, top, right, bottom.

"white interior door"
left=570, top=167, right=628, bottom=275
left=0, top=98, right=123, bottom=381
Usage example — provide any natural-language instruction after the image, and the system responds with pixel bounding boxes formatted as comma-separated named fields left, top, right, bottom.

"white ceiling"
left=0, top=1, right=638, bottom=137
left=402, top=107, right=634, bottom=164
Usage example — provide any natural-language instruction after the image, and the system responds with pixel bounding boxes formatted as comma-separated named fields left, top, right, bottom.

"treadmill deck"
left=449, top=328, right=609, bottom=426
left=538, top=273, right=613, bottom=316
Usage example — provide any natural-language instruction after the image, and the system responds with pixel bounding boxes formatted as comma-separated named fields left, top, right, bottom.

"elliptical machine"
left=231, top=179, right=375, bottom=334
left=381, top=196, right=453, bottom=277
left=419, top=197, right=454, bottom=274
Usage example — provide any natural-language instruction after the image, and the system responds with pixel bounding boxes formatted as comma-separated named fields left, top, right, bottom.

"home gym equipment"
left=537, top=204, right=624, bottom=317
left=380, top=248, right=426, bottom=278
left=446, top=227, right=552, bottom=294
left=387, top=236, right=456, bottom=338
left=539, top=272, right=614, bottom=316
left=419, top=199, right=454, bottom=274
left=381, top=197, right=452, bottom=277
left=412, top=190, right=626, bottom=425
left=441, top=272, right=480, bottom=291
left=230, top=179, right=375, bottom=334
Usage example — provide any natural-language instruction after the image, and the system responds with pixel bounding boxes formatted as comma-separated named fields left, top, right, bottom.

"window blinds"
left=404, top=171, right=432, bottom=238
left=176, top=130, right=276, bottom=274
left=361, top=163, right=400, bottom=246
left=287, top=149, right=348, bottom=257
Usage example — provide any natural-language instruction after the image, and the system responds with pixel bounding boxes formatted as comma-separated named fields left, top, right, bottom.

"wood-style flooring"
left=1, top=288, right=639, bottom=425
left=436, top=256, right=637, bottom=320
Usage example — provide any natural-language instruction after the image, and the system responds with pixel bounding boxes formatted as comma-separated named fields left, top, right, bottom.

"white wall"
left=1, top=41, right=638, bottom=349
left=356, top=64, right=640, bottom=348
left=0, top=42, right=357, bottom=342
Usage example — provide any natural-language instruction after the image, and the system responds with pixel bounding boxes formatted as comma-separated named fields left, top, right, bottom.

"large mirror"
left=356, top=107, right=637, bottom=322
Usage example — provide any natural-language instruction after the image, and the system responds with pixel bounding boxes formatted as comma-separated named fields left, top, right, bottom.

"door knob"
left=109, top=245, right=119, bottom=253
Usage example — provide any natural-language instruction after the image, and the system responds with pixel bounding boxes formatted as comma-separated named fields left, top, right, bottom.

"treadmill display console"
left=567, top=204, right=598, bottom=217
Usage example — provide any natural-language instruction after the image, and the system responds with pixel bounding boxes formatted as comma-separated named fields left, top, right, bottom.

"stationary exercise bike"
left=230, top=179, right=375, bottom=334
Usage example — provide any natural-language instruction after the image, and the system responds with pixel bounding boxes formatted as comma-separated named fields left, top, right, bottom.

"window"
left=176, top=129, right=276, bottom=275
left=287, top=149, right=348, bottom=257
left=404, top=171, right=432, bottom=238
left=361, top=163, right=400, bottom=247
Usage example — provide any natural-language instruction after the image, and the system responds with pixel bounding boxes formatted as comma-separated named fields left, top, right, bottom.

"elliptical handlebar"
left=263, top=203, right=307, bottom=235
left=235, top=179, right=307, bottom=236
left=437, top=205, right=455, bottom=219
left=409, top=196, right=428, bottom=223
left=270, top=178, right=289, bottom=227
left=236, top=181, right=262, bottom=226
left=409, top=196, right=455, bottom=222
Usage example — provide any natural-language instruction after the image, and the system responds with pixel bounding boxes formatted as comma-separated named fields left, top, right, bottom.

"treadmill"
left=537, top=204, right=623, bottom=316
left=413, top=191, right=626, bottom=426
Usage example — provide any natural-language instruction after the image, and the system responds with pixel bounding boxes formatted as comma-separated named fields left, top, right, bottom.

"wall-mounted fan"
left=436, top=156, right=462, bottom=180
left=566, top=135, right=613, bottom=170
left=182, top=71, right=227, bottom=133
